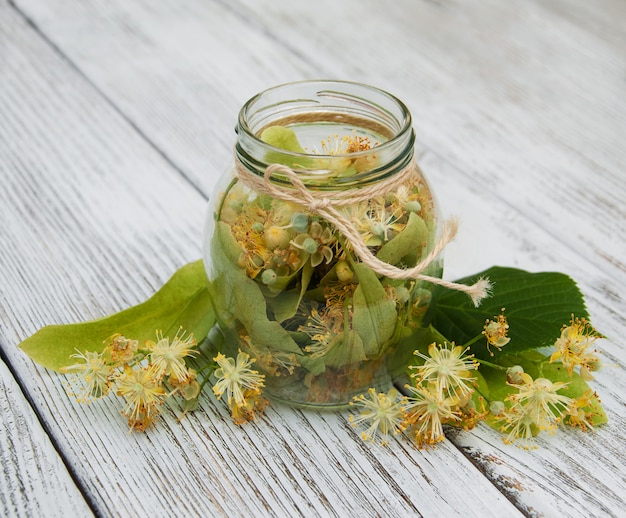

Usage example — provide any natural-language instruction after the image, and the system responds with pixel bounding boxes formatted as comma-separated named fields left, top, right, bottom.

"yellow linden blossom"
left=62, top=350, right=113, bottom=402
left=103, top=334, right=139, bottom=365
left=147, top=328, right=198, bottom=383
left=454, top=397, right=489, bottom=431
left=482, top=309, right=511, bottom=355
left=411, top=342, right=478, bottom=400
left=290, top=225, right=334, bottom=268
left=309, top=133, right=378, bottom=173
left=242, top=332, right=299, bottom=377
left=403, top=385, right=460, bottom=447
left=550, top=316, right=601, bottom=379
left=230, top=388, right=269, bottom=425
left=564, top=389, right=599, bottom=432
left=347, top=201, right=404, bottom=247
left=349, top=388, right=407, bottom=446
left=116, top=365, right=166, bottom=431
left=299, top=307, right=343, bottom=359
left=500, top=373, right=573, bottom=448
left=212, top=352, right=265, bottom=407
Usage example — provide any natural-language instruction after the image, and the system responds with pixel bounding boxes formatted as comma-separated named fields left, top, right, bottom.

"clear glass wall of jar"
left=203, top=80, right=442, bottom=408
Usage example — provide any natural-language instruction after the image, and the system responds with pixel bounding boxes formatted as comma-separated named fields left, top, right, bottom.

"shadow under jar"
left=203, top=80, right=442, bottom=408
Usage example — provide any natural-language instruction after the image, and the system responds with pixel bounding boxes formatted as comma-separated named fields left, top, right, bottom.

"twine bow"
left=235, top=161, right=492, bottom=306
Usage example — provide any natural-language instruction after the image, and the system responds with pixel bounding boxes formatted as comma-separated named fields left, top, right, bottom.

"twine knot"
left=235, top=161, right=492, bottom=306
left=309, top=198, right=332, bottom=210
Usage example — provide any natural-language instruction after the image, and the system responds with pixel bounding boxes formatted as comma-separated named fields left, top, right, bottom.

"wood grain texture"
left=2, top=0, right=625, bottom=515
left=0, top=359, right=93, bottom=518
left=6, top=0, right=626, bottom=516
left=16, top=0, right=625, bottom=283
left=0, top=2, right=524, bottom=517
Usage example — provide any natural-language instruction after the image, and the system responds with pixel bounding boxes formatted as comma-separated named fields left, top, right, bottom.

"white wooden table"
left=2, top=0, right=625, bottom=516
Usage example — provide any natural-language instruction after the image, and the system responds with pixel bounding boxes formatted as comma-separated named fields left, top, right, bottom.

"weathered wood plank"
left=5, top=0, right=626, bottom=515
left=15, top=0, right=624, bottom=287
left=0, top=359, right=94, bottom=518
left=0, top=3, right=524, bottom=517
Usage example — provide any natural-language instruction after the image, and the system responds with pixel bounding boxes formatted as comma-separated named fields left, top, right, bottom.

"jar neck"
left=234, top=80, right=415, bottom=189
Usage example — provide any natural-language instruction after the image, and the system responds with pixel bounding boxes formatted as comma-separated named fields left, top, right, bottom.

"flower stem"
left=463, top=333, right=485, bottom=349
left=475, top=358, right=507, bottom=371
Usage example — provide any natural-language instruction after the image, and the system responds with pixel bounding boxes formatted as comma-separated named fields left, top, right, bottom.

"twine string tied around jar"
left=235, top=161, right=492, bottom=307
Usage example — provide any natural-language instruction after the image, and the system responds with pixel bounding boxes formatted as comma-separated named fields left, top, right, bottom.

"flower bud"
left=291, top=213, right=309, bottom=233
left=490, top=401, right=506, bottom=416
left=264, top=225, right=290, bottom=249
left=405, top=200, right=422, bottom=213
left=261, top=269, right=277, bottom=286
left=370, top=221, right=386, bottom=239
left=506, top=365, right=525, bottom=385
left=251, top=222, right=264, bottom=233
left=336, top=261, right=353, bottom=283
left=302, top=237, right=318, bottom=254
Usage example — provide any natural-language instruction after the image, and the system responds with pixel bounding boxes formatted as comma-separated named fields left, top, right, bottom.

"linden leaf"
left=211, top=223, right=301, bottom=355
left=351, top=263, right=397, bottom=358
left=268, top=262, right=313, bottom=322
left=377, top=212, right=428, bottom=266
left=211, top=222, right=323, bottom=375
left=19, top=261, right=215, bottom=371
left=431, top=267, right=588, bottom=359
left=322, top=330, right=367, bottom=369
left=259, top=125, right=313, bottom=169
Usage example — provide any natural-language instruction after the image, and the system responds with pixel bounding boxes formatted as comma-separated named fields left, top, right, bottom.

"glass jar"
left=203, top=80, right=442, bottom=408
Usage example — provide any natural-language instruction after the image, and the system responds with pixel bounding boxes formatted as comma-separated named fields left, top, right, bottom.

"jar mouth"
left=237, top=80, right=413, bottom=163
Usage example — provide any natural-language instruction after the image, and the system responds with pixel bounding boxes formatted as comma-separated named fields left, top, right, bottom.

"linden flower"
left=242, top=333, right=300, bottom=377
left=564, top=390, right=598, bottom=432
left=349, top=388, right=407, bottom=446
left=213, top=352, right=265, bottom=407
left=389, top=184, right=423, bottom=215
left=482, top=309, right=511, bottom=355
left=501, top=373, right=573, bottom=447
left=299, top=307, right=342, bottom=358
left=116, top=365, right=167, bottom=431
left=309, top=133, right=377, bottom=173
left=62, top=350, right=113, bottom=402
left=103, top=334, right=139, bottom=365
left=501, top=412, right=536, bottom=449
left=411, top=342, right=478, bottom=400
left=550, top=316, right=601, bottom=379
left=456, top=398, right=489, bottom=431
left=403, top=385, right=460, bottom=447
left=230, top=388, right=269, bottom=425
left=147, top=328, right=198, bottom=383
left=350, top=203, right=404, bottom=247
left=290, top=221, right=335, bottom=268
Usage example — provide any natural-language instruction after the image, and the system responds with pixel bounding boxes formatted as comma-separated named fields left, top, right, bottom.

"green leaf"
left=377, top=212, right=428, bottom=266
left=432, top=267, right=588, bottom=359
left=269, top=262, right=313, bottom=322
left=260, top=126, right=306, bottom=154
left=322, top=331, right=367, bottom=369
left=210, top=222, right=324, bottom=374
left=211, top=223, right=301, bottom=354
left=351, top=263, right=397, bottom=358
left=259, top=125, right=314, bottom=169
left=19, top=260, right=215, bottom=371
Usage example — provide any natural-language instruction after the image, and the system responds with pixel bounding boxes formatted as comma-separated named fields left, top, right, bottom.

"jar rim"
left=237, top=79, right=413, bottom=160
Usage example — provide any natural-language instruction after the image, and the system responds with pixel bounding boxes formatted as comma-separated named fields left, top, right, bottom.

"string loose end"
left=467, top=277, right=493, bottom=307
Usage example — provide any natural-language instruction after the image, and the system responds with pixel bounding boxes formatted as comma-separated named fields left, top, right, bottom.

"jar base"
left=262, top=370, right=395, bottom=411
